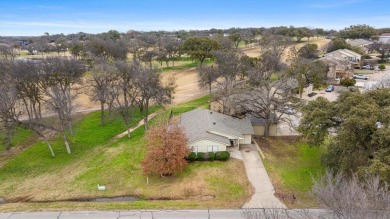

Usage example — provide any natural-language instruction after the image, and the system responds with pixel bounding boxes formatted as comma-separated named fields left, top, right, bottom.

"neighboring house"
left=378, top=33, right=390, bottom=43
left=246, top=114, right=278, bottom=136
left=346, top=39, right=372, bottom=53
left=180, top=109, right=254, bottom=153
left=319, top=56, right=354, bottom=81
left=324, top=49, right=362, bottom=68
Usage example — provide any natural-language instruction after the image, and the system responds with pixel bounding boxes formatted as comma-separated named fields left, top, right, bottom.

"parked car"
left=353, top=74, right=369, bottom=80
left=278, top=106, right=296, bottom=115
left=361, top=65, right=374, bottom=70
left=325, top=85, right=335, bottom=92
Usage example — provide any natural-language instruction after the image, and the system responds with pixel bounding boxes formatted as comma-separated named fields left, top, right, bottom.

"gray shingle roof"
left=180, top=109, right=254, bottom=144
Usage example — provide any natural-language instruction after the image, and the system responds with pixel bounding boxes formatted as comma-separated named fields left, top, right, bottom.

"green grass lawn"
left=0, top=95, right=252, bottom=211
left=162, top=59, right=214, bottom=72
left=0, top=106, right=159, bottom=185
left=0, top=127, right=33, bottom=152
left=258, top=137, right=325, bottom=208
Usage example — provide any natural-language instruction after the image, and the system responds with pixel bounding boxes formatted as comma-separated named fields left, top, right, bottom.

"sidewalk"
left=241, top=146, right=286, bottom=209
left=113, top=112, right=158, bottom=139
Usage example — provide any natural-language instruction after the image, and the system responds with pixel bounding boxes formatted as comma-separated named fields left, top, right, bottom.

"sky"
left=0, top=0, right=389, bottom=36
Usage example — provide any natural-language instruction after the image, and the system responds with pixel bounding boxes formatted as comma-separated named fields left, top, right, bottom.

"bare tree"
left=40, top=57, right=85, bottom=154
left=140, top=49, right=158, bottom=67
left=198, top=65, right=218, bottom=95
left=312, top=170, right=390, bottom=219
left=161, top=37, right=181, bottom=66
left=85, top=37, right=127, bottom=60
left=205, top=50, right=245, bottom=114
left=114, top=60, right=139, bottom=138
left=233, top=34, right=294, bottom=137
left=125, top=38, right=143, bottom=59
left=89, top=60, right=119, bottom=126
left=11, top=60, right=57, bottom=157
left=133, top=64, right=171, bottom=130
left=0, top=44, right=17, bottom=61
left=0, top=60, right=18, bottom=150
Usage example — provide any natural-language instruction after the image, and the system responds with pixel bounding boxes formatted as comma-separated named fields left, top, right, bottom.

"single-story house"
left=180, top=109, right=254, bottom=153
left=346, top=39, right=372, bottom=53
left=324, top=49, right=362, bottom=68
left=378, top=33, right=390, bottom=44
left=246, top=114, right=277, bottom=136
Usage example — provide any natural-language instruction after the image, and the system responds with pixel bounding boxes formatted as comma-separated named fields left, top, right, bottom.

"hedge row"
left=186, top=151, right=230, bottom=162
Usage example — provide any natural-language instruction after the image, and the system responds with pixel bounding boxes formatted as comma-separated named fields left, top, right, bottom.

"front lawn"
left=0, top=95, right=252, bottom=211
left=257, top=136, right=325, bottom=208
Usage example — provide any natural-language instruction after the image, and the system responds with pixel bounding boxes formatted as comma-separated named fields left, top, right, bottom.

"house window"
left=207, top=146, right=219, bottom=152
left=193, top=146, right=198, bottom=153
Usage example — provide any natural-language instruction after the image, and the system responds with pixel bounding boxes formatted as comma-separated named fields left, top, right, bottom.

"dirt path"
left=113, top=112, right=158, bottom=139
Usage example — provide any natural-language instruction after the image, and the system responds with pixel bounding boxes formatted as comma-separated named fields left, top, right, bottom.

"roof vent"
left=210, top=111, right=213, bottom=114
left=213, top=122, right=216, bottom=125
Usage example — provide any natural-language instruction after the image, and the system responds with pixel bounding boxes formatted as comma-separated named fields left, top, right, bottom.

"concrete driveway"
left=240, top=145, right=286, bottom=209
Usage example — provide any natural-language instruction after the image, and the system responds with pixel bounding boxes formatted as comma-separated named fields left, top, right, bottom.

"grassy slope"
left=0, top=127, right=33, bottom=152
left=258, top=137, right=325, bottom=208
left=0, top=107, right=159, bottom=198
left=0, top=96, right=252, bottom=211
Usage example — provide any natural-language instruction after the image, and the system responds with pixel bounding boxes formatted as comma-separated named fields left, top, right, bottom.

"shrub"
left=340, top=78, right=356, bottom=87
left=208, top=152, right=215, bottom=161
left=362, top=54, right=371, bottom=59
left=197, top=152, right=205, bottom=161
left=379, top=64, right=386, bottom=71
left=203, top=152, right=210, bottom=161
left=215, top=151, right=230, bottom=161
left=186, top=152, right=197, bottom=162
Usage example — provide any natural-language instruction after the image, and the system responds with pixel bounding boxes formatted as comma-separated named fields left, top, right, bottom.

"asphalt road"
left=0, top=209, right=337, bottom=219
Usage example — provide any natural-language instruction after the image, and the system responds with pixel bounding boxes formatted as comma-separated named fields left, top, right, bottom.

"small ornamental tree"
left=378, top=64, right=386, bottom=71
left=142, top=123, right=190, bottom=177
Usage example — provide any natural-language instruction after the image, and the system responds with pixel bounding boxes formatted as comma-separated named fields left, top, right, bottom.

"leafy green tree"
left=379, top=64, right=386, bottom=70
left=180, top=37, right=220, bottom=66
left=314, top=28, right=325, bottom=38
left=326, top=38, right=349, bottom=52
left=288, top=58, right=327, bottom=103
left=290, top=27, right=311, bottom=42
left=298, top=43, right=319, bottom=59
left=228, top=32, right=241, bottom=48
left=340, top=78, right=356, bottom=87
left=299, top=89, right=390, bottom=182
left=338, top=24, right=378, bottom=39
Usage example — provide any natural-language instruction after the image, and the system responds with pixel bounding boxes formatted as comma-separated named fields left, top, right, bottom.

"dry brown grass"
left=242, top=37, right=330, bottom=62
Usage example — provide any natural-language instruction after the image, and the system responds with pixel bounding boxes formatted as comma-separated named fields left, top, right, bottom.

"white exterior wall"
left=239, top=134, right=252, bottom=144
left=188, top=140, right=227, bottom=153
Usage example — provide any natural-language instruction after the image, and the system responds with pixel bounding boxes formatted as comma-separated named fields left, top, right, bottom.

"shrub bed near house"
left=215, top=151, right=230, bottom=161
left=197, top=152, right=206, bottom=161
left=186, top=151, right=230, bottom=162
left=186, top=152, right=197, bottom=162
left=208, top=152, right=215, bottom=161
